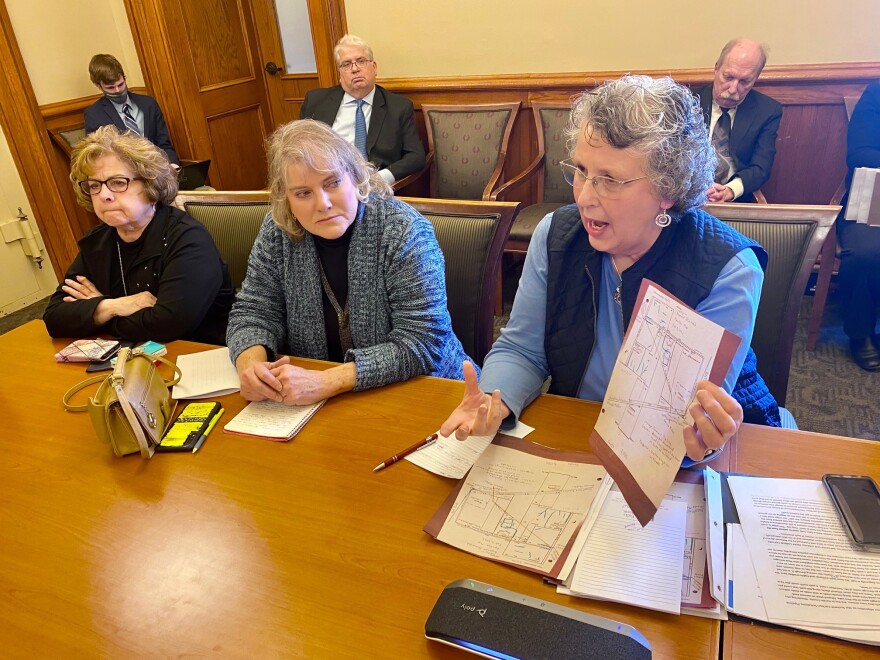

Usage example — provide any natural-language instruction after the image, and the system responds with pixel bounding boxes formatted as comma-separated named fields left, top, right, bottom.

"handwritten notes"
left=223, top=399, right=324, bottom=441
left=405, top=421, right=534, bottom=479
left=563, top=490, right=687, bottom=613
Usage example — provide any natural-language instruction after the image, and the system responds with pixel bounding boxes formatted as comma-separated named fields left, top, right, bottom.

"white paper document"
left=665, top=481, right=708, bottom=606
left=172, top=347, right=241, bottom=399
left=405, top=422, right=533, bottom=479
left=589, top=280, right=738, bottom=526
left=562, top=490, right=687, bottom=614
left=431, top=442, right=608, bottom=576
left=728, top=476, right=880, bottom=642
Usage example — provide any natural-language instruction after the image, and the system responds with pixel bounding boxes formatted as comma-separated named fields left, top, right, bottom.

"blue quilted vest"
left=543, top=204, right=781, bottom=427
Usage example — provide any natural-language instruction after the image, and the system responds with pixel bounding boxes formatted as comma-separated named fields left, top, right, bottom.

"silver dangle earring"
left=655, top=210, right=672, bottom=227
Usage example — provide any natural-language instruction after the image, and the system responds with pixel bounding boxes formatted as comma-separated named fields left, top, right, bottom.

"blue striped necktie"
left=354, top=99, right=368, bottom=158
left=122, top=104, right=141, bottom=136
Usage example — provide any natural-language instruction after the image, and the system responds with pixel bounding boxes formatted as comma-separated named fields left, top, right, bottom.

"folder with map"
left=588, top=279, right=740, bottom=527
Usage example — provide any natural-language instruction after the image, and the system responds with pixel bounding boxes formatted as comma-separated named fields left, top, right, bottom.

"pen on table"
left=373, top=433, right=439, bottom=472
left=193, top=408, right=224, bottom=453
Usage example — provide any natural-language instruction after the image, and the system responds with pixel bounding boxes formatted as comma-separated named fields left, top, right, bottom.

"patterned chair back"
left=173, top=191, right=270, bottom=291
left=536, top=104, right=573, bottom=204
left=705, top=203, right=837, bottom=406
left=399, top=197, right=520, bottom=365
left=422, top=103, right=521, bottom=200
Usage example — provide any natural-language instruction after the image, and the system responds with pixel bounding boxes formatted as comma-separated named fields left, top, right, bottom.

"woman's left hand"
left=269, top=359, right=357, bottom=406
left=683, top=380, right=743, bottom=461
left=62, top=275, right=104, bottom=301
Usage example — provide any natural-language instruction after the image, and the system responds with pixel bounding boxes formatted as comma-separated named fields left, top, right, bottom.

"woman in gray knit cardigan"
left=226, top=119, right=472, bottom=406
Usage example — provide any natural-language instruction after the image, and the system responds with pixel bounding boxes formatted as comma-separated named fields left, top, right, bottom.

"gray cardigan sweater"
left=226, top=196, right=471, bottom=390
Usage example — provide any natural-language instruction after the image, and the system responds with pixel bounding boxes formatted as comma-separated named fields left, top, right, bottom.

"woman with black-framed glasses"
left=441, top=75, right=782, bottom=464
left=43, top=125, right=234, bottom=344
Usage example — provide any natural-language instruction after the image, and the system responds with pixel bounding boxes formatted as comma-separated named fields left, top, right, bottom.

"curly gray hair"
left=266, top=119, right=391, bottom=241
left=565, top=75, right=715, bottom=215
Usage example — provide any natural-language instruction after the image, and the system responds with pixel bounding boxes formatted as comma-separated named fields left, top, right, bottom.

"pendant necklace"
left=610, top=255, right=622, bottom=305
left=116, top=240, right=129, bottom=296
left=317, top=260, right=353, bottom=353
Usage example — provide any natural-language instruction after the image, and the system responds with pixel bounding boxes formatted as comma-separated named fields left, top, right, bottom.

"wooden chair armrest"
left=392, top=152, right=434, bottom=192
left=752, top=189, right=769, bottom=204
left=829, top=179, right=847, bottom=206
left=488, top=154, right=545, bottom=201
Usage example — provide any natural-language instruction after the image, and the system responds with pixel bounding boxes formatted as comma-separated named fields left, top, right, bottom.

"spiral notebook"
left=223, top=399, right=325, bottom=441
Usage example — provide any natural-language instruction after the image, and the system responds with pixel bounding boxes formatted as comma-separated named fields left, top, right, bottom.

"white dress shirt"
left=709, top=101, right=744, bottom=201
left=330, top=88, right=395, bottom=185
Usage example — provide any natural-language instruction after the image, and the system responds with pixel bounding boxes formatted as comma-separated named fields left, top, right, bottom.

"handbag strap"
left=112, top=370, right=155, bottom=459
left=61, top=347, right=184, bottom=412
left=62, top=374, right=108, bottom=412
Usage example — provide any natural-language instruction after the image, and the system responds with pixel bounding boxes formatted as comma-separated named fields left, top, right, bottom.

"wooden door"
left=251, top=0, right=346, bottom=125
left=126, top=0, right=346, bottom=191
left=127, top=0, right=273, bottom=190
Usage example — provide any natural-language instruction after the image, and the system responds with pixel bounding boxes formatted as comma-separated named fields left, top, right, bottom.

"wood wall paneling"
left=207, top=106, right=268, bottom=189
left=386, top=65, right=880, bottom=208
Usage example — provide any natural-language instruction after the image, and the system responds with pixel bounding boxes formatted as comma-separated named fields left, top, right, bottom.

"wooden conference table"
left=0, top=320, right=878, bottom=658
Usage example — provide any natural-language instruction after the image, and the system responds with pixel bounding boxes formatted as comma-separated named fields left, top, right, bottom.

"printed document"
left=589, top=280, right=739, bottom=526
left=728, top=476, right=880, bottom=630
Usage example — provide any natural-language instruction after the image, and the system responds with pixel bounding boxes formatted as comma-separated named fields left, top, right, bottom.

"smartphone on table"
left=823, top=474, right=880, bottom=552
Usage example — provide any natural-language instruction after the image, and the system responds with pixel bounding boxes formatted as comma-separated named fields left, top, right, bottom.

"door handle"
left=265, top=61, right=281, bottom=75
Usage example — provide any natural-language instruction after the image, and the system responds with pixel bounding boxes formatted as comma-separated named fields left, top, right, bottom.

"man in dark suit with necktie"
left=83, top=54, right=180, bottom=167
left=299, top=35, right=425, bottom=185
left=695, top=39, right=782, bottom=203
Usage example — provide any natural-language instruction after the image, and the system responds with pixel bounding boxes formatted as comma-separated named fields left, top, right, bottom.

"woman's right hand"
left=237, top=354, right=286, bottom=403
left=439, top=361, right=510, bottom=441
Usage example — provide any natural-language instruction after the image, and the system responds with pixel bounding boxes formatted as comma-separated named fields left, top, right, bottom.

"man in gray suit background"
left=299, top=35, right=425, bottom=185
left=695, top=39, right=782, bottom=203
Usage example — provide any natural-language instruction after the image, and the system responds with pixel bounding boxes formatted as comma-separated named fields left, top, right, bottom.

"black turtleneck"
left=312, top=221, right=355, bottom=362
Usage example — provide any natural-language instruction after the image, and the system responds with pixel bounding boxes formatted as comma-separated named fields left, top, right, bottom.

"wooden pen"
left=373, top=433, right=439, bottom=472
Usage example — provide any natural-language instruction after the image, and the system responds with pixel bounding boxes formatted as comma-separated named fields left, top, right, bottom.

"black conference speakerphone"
left=425, top=579, right=652, bottom=659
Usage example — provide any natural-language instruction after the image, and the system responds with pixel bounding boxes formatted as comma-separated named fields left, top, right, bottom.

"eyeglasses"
left=338, top=58, right=372, bottom=72
left=560, top=159, right=647, bottom=199
left=78, top=177, right=142, bottom=196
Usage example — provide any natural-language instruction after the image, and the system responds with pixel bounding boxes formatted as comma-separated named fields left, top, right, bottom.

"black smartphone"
left=823, top=474, right=880, bottom=552
left=85, top=340, right=135, bottom=372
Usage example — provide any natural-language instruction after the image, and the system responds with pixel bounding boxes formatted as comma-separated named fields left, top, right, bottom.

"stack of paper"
left=845, top=167, right=880, bottom=227
left=172, top=347, right=241, bottom=399
left=558, top=480, right=720, bottom=617
left=725, top=476, right=880, bottom=645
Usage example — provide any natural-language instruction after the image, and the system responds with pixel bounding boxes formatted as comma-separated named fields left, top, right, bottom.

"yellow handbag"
left=63, top=347, right=182, bottom=458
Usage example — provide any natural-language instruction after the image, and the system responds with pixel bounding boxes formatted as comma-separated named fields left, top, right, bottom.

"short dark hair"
left=89, top=54, right=125, bottom=86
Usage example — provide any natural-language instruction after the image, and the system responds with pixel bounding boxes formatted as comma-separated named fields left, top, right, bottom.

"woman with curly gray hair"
left=43, top=125, right=233, bottom=344
left=227, top=119, right=471, bottom=405
left=441, top=75, right=780, bottom=463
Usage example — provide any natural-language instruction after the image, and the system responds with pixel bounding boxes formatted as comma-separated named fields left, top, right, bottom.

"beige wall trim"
left=380, top=61, right=880, bottom=94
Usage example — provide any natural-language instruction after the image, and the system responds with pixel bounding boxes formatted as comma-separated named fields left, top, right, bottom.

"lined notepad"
left=224, top=400, right=325, bottom=441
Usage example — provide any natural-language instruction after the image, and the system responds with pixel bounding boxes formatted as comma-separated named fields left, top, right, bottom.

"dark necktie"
left=712, top=108, right=733, bottom=183
left=354, top=99, right=368, bottom=159
left=121, top=104, right=141, bottom=136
